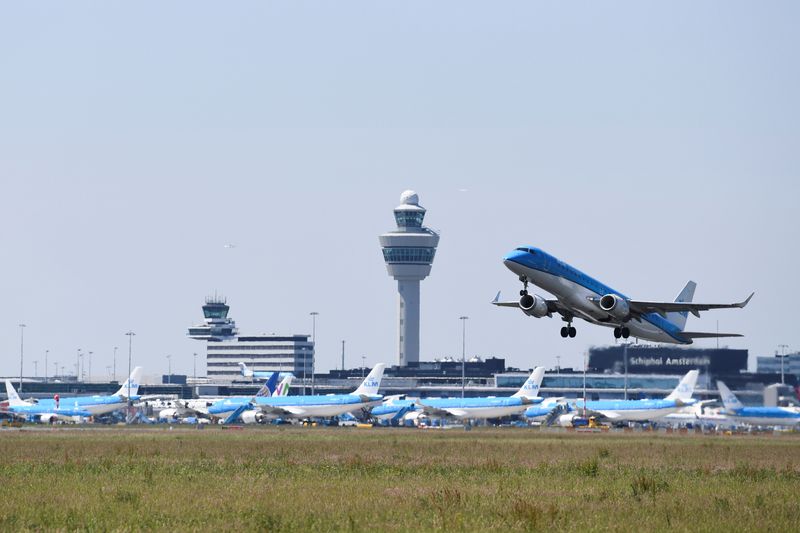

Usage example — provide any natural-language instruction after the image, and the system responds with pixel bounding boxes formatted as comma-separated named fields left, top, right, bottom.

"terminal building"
left=756, top=352, right=800, bottom=378
left=188, top=296, right=313, bottom=381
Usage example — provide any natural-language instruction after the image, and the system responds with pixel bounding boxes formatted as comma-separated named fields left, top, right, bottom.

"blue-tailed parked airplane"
left=717, top=381, right=800, bottom=427
left=209, top=364, right=386, bottom=423
left=526, top=370, right=700, bottom=425
left=2, top=380, right=93, bottom=423
left=19, top=367, right=143, bottom=418
left=415, top=367, right=545, bottom=420
left=494, top=247, right=753, bottom=343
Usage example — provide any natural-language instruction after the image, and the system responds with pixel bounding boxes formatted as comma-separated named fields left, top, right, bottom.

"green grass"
left=1, top=427, right=799, bottom=531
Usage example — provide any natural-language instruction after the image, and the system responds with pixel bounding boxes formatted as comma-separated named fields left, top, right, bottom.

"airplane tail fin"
left=666, top=281, right=696, bottom=331
left=512, top=367, right=545, bottom=398
left=238, top=362, right=253, bottom=377
left=115, top=367, right=143, bottom=397
left=665, top=370, right=699, bottom=402
left=263, top=372, right=279, bottom=396
left=717, top=381, right=744, bottom=412
left=353, top=364, right=385, bottom=396
left=273, top=375, right=293, bottom=397
left=5, top=380, right=27, bottom=407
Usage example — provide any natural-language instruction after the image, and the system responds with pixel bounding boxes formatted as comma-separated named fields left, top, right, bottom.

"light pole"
left=361, top=356, right=366, bottom=378
left=76, top=348, right=81, bottom=382
left=34, top=360, right=38, bottom=378
left=623, top=342, right=630, bottom=400
left=310, top=311, right=319, bottom=394
left=113, top=346, right=118, bottom=382
left=166, top=355, right=172, bottom=384
left=88, top=351, right=93, bottom=382
left=459, top=316, right=468, bottom=399
left=78, top=353, right=84, bottom=382
left=341, top=340, right=345, bottom=372
left=193, top=352, right=197, bottom=381
left=779, top=344, right=789, bottom=385
left=125, top=331, right=135, bottom=423
left=556, top=356, right=561, bottom=375
left=18, top=324, right=26, bottom=393
left=45, top=350, right=49, bottom=384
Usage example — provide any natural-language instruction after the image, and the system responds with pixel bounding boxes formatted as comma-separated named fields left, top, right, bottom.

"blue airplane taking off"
left=717, top=381, right=800, bottom=427
left=495, top=247, right=753, bottom=343
left=209, top=364, right=386, bottom=422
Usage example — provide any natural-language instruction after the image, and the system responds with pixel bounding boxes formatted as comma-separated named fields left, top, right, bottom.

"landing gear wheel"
left=613, top=327, right=621, bottom=339
left=621, top=327, right=630, bottom=339
left=520, top=289, right=529, bottom=296
left=560, top=327, right=569, bottom=338
left=568, top=327, right=577, bottom=338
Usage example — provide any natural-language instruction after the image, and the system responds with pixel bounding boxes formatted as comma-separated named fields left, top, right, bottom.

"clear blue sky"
left=1, top=2, right=797, bottom=379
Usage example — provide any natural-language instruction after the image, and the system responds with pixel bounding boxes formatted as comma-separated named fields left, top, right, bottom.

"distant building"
left=206, top=335, right=313, bottom=380
left=188, top=297, right=313, bottom=381
left=756, top=353, right=800, bottom=377
left=589, top=345, right=748, bottom=377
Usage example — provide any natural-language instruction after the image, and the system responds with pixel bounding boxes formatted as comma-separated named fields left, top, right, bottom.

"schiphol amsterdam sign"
left=629, top=356, right=712, bottom=368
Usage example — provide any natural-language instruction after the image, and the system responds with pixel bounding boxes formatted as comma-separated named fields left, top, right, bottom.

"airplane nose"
left=502, top=249, right=527, bottom=273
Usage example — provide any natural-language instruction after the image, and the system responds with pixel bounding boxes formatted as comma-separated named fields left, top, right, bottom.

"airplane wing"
left=256, top=405, right=296, bottom=416
left=491, top=292, right=560, bottom=311
left=418, top=404, right=453, bottom=418
left=626, top=292, right=754, bottom=318
left=680, top=332, right=743, bottom=339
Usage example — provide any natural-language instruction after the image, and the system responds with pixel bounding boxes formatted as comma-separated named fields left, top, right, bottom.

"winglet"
left=492, top=291, right=501, bottom=304
left=738, top=292, right=755, bottom=308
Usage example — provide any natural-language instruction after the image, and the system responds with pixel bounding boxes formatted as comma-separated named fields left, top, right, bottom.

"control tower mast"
left=379, top=190, right=440, bottom=366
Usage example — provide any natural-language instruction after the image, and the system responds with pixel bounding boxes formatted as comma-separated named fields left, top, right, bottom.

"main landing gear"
left=560, top=323, right=577, bottom=338
left=613, top=326, right=631, bottom=339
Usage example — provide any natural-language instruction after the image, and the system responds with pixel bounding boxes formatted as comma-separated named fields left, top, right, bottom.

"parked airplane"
left=717, top=381, right=800, bottom=427
left=27, top=367, right=143, bottom=417
left=371, top=398, right=420, bottom=423
left=158, top=373, right=294, bottom=421
left=209, top=364, right=385, bottom=423
left=530, top=370, right=700, bottom=425
left=2, top=380, right=93, bottom=423
left=494, top=247, right=753, bottom=343
left=238, top=362, right=293, bottom=381
left=416, top=367, right=545, bottom=420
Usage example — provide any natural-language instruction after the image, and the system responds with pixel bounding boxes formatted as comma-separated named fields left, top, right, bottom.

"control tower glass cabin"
left=187, top=296, right=238, bottom=341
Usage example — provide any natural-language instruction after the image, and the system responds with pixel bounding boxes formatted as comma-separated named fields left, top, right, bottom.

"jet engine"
left=39, top=414, right=59, bottom=424
left=240, top=411, right=265, bottom=424
left=519, top=294, right=549, bottom=318
left=599, top=294, right=630, bottom=321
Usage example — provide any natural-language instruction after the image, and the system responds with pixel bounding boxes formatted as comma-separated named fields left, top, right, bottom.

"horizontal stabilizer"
left=681, top=332, right=743, bottom=339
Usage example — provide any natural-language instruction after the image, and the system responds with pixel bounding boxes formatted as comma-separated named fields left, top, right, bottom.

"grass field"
left=1, top=427, right=799, bottom=532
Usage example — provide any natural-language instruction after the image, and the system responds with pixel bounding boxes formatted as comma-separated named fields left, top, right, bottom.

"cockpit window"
left=516, top=247, right=527, bottom=252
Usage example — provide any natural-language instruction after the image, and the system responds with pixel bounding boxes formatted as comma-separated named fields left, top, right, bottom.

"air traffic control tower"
left=379, top=190, right=440, bottom=366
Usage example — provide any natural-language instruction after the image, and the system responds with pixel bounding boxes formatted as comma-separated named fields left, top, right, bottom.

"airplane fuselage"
left=209, top=394, right=382, bottom=419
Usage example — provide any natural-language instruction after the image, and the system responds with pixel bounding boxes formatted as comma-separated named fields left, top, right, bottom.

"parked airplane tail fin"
left=274, top=375, right=293, bottom=397
left=238, top=362, right=253, bottom=377
left=263, top=372, right=279, bottom=396
left=353, top=364, right=385, bottom=396
left=666, top=281, right=696, bottom=331
left=512, top=367, right=545, bottom=398
left=716, top=381, right=744, bottom=412
left=115, top=367, right=143, bottom=397
left=4, top=380, right=27, bottom=407
left=665, top=370, right=699, bottom=402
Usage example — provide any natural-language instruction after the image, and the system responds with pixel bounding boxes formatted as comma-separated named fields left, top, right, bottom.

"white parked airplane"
left=495, top=246, right=753, bottom=343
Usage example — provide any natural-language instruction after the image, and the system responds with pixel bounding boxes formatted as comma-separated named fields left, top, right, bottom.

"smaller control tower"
left=379, top=190, right=440, bottom=366
left=187, top=295, right=238, bottom=341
